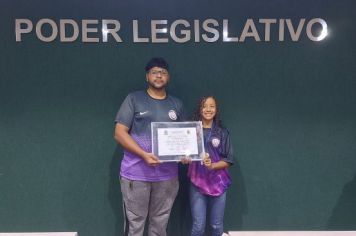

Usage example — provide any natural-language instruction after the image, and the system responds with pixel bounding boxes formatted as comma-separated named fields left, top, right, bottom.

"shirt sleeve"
left=220, top=128, right=235, bottom=165
left=177, top=100, right=187, bottom=121
left=115, top=94, right=135, bottom=128
left=169, top=95, right=186, bottom=121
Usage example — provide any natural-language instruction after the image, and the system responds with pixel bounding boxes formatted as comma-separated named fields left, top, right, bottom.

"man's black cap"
left=145, top=57, right=169, bottom=72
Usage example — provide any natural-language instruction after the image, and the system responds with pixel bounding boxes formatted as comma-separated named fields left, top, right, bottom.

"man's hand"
left=142, top=152, right=161, bottom=166
left=180, top=156, right=192, bottom=164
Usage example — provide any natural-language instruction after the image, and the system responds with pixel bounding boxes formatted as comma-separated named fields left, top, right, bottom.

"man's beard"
left=147, top=79, right=167, bottom=89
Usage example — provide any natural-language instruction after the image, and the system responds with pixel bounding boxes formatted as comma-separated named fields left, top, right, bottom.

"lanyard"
left=204, top=122, right=214, bottom=148
left=202, top=123, right=214, bottom=165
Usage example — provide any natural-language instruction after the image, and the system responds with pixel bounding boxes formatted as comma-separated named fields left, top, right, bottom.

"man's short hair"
left=145, top=57, right=169, bottom=72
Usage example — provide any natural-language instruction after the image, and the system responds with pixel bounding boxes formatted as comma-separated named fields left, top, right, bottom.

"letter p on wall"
left=15, top=19, right=33, bottom=42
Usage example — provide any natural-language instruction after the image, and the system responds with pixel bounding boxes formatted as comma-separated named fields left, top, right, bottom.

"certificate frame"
left=151, top=121, right=205, bottom=162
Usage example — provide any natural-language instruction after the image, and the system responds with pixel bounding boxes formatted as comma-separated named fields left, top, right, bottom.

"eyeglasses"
left=149, top=70, right=168, bottom=76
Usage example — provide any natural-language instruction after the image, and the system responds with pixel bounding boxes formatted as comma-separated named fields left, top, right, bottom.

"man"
left=114, top=57, right=185, bottom=236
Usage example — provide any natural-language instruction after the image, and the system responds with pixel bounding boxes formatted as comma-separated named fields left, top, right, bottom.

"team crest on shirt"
left=211, top=138, right=220, bottom=147
left=168, top=110, right=177, bottom=120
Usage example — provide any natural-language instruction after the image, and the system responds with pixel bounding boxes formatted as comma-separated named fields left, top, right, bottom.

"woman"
left=188, top=96, right=234, bottom=236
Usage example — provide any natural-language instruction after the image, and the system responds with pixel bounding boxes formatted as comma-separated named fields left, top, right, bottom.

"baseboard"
left=228, top=232, right=356, bottom=236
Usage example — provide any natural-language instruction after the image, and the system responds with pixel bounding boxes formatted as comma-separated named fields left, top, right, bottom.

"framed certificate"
left=151, top=121, right=205, bottom=162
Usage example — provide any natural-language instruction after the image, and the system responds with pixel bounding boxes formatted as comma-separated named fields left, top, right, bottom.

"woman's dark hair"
left=192, top=96, right=222, bottom=127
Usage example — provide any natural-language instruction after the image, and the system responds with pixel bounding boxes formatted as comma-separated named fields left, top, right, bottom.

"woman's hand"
left=203, top=153, right=214, bottom=170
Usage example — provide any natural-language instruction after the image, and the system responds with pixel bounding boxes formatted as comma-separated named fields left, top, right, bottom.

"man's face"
left=146, top=66, right=170, bottom=89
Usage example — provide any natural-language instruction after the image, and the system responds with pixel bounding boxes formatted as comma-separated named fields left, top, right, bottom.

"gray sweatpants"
left=120, top=177, right=179, bottom=236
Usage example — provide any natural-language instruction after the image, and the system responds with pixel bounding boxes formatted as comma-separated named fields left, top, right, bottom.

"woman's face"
left=201, top=97, right=217, bottom=122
